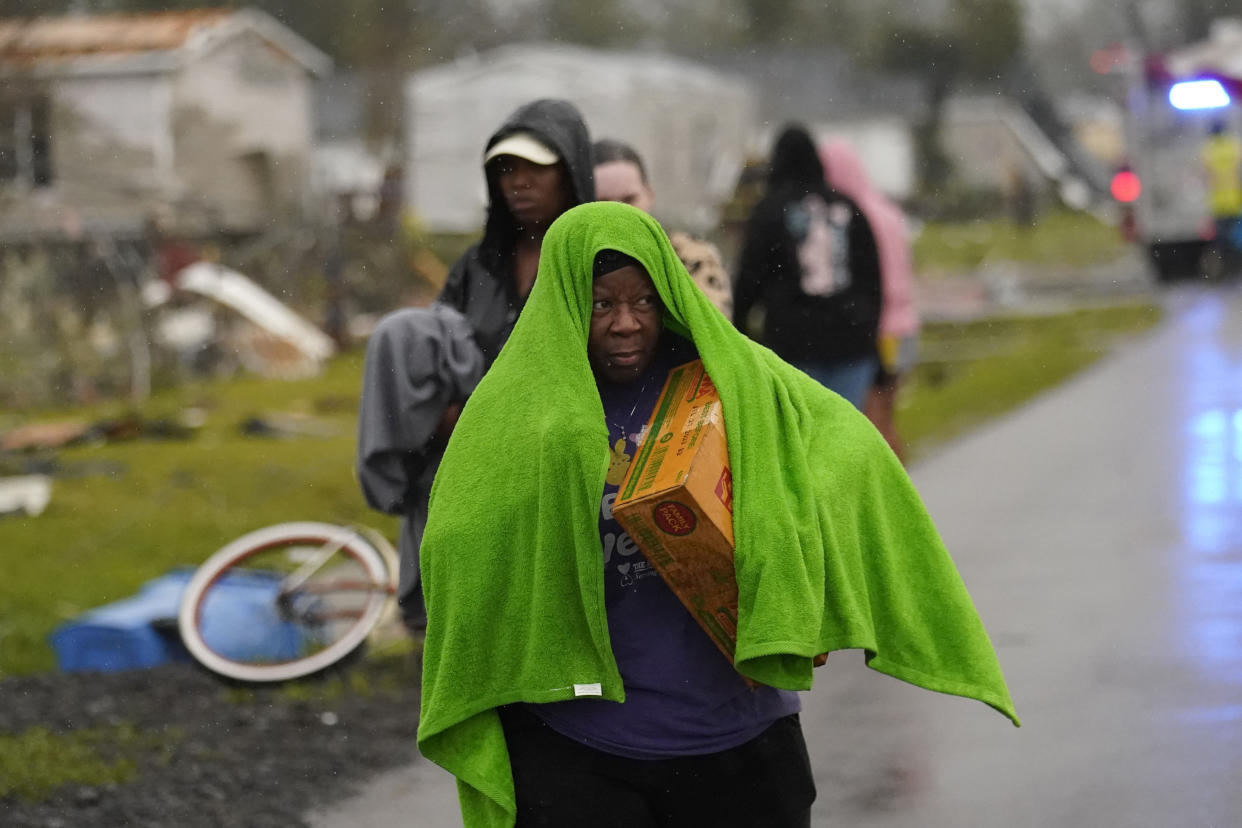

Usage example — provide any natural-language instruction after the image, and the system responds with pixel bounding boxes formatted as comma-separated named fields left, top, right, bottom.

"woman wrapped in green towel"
left=417, top=202, right=1017, bottom=828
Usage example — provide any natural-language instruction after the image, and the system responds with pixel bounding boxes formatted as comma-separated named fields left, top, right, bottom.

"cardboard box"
left=613, top=359, right=740, bottom=663
left=614, top=359, right=829, bottom=673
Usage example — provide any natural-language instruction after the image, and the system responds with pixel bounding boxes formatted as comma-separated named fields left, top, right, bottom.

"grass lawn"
left=899, top=302, right=1164, bottom=458
left=0, top=300, right=1163, bottom=677
left=0, top=351, right=397, bottom=677
left=913, top=210, right=1127, bottom=274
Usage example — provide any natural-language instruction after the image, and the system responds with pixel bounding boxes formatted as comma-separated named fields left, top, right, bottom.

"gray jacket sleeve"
left=356, top=305, right=485, bottom=617
left=356, top=304, right=485, bottom=515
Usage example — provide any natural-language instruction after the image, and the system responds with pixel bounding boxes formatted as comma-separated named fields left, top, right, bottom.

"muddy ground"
left=1, top=656, right=421, bottom=827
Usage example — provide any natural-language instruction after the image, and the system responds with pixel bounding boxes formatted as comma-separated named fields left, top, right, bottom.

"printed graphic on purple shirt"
left=530, top=335, right=800, bottom=759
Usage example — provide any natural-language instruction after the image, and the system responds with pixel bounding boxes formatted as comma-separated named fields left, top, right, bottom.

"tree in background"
left=871, top=0, right=1026, bottom=195
left=1026, top=5, right=1130, bottom=96
left=542, top=0, right=645, bottom=48
left=0, top=0, right=63, bottom=15
left=654, top=0, right=869, bottom=55
left=738, top=0, right=798, bottom=43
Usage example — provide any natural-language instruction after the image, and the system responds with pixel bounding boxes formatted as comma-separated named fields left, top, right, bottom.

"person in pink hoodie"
left=819, top=139, right=920, bottom=461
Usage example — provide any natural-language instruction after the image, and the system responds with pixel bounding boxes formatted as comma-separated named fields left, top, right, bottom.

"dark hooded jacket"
left=438, top=98, right=595, bottom=366
left=358, top=100, right=592, bottom=626
left=733, top=126, right=881, bottom=365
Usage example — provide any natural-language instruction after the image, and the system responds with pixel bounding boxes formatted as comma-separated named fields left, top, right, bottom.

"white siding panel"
left=55, top=74, right=170, bottom=159
left=174, top=31, right=311, bottom=157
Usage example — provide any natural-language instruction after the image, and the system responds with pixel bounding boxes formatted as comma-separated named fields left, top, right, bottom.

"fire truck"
left=1118, top=20, right=1242, bottom=281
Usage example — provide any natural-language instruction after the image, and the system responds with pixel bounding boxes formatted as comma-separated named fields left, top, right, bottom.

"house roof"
left=0, top=7, right=331, bottom=78
left=410, top=42, right=754, bottom=98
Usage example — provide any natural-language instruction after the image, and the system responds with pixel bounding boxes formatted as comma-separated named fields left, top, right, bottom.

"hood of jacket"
left=818, top=138, right=872, bottom=206
left=767, top=124, right=826, bottom=197
left=819, top=138, right=919, bottom=337
left=479, top=98, right=595, bottom=264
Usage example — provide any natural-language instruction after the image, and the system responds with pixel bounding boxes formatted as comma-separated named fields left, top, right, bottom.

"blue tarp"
left=50, top=567, right=314, bottom=673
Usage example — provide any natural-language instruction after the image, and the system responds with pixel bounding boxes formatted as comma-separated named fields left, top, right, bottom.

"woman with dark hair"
left=734, top=124, right=882, bottom=408
left=592, top=136, right=733, bottom=317
left=416, top=202, right=1016, bottom=827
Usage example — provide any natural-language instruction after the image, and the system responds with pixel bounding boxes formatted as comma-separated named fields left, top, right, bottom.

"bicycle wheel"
left=178, top=522, right=394, bottom=683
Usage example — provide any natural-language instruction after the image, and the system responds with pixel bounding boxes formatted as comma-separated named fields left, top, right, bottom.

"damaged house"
left=0, top=8, right=331, bottom=240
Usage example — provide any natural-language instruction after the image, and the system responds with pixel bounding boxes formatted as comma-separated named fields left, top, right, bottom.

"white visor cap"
left=483, top=131, right=560, bottom=166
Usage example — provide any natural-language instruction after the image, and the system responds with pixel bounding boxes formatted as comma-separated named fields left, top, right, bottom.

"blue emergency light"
left=1169, top=79, right=1231, bottom=110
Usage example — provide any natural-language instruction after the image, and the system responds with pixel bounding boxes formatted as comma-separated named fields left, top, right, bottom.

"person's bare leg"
left=864, top=381, right=905, bottom=463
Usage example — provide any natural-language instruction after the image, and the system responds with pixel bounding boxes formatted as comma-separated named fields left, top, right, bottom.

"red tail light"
left=1111, top=170, right=1142, bottom=203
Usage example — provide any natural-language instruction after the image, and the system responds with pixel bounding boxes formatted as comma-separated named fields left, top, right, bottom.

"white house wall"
left=0, top=73, right=174, bottom=237
left=55, top=73, right=174, bottom=180
left=171, top=30, right=315, bottom=229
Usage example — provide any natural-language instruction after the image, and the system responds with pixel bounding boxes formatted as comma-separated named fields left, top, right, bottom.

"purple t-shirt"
left=530, top=335, right=800, bottom=759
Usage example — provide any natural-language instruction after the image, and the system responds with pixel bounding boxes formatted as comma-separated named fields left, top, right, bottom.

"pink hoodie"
left=819, top=139, right=920, bottom=338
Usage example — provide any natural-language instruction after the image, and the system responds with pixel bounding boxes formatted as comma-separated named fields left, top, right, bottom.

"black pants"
left=499, top=706, right=816, bottom=828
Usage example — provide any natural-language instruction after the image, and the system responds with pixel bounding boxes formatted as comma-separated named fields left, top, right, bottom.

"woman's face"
left=493, top=156, right=573, bottom=231
left=594, top=160, right=654, bottom=213
left=588, top=264, right=662, bottom=385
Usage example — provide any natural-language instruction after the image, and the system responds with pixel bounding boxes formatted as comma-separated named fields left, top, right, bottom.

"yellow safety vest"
left=1202, top=134, right=1242, bottom=217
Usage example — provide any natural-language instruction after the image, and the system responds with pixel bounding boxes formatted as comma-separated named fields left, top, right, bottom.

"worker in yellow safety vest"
left=1201, top=120, right=1242, bottom=251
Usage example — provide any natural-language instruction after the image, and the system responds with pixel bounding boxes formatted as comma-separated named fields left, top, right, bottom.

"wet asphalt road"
left=310, top=286, right=1242, bottom=827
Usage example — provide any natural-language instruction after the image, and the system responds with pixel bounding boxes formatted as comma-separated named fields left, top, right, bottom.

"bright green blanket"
left=417, top=201, right=1018, bottom=828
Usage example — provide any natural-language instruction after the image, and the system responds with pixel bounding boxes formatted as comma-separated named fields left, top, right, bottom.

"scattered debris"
left=90, top=413, right=196, bottom=443
left=173, top=261, right=336, bottom=377
left=0, top=412, right=201, bottom=454
left=151, top=304, right=216, bottom=354
left=0, top=452, right=126, bottom=480
left=312, top=394, right=357, bottom=414
left=0, top=475, right=52, bottom=517
left=50, top=568, right=315, bottom=673
left=230, top=322, right=325, bottom=380
left=0, top=421, right=89, bottom=452
left=238, top=413, right=339, bottom=439
left=180, top=407, right=210, bottom=429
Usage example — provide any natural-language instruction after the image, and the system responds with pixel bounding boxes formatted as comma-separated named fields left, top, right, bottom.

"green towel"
left=418, top=201, right=1018, bottom=828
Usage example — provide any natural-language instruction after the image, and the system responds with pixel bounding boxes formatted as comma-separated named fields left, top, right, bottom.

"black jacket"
left=438, top=98, right=594, bottom=366
left=734, top=129, right=881, bottom=365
